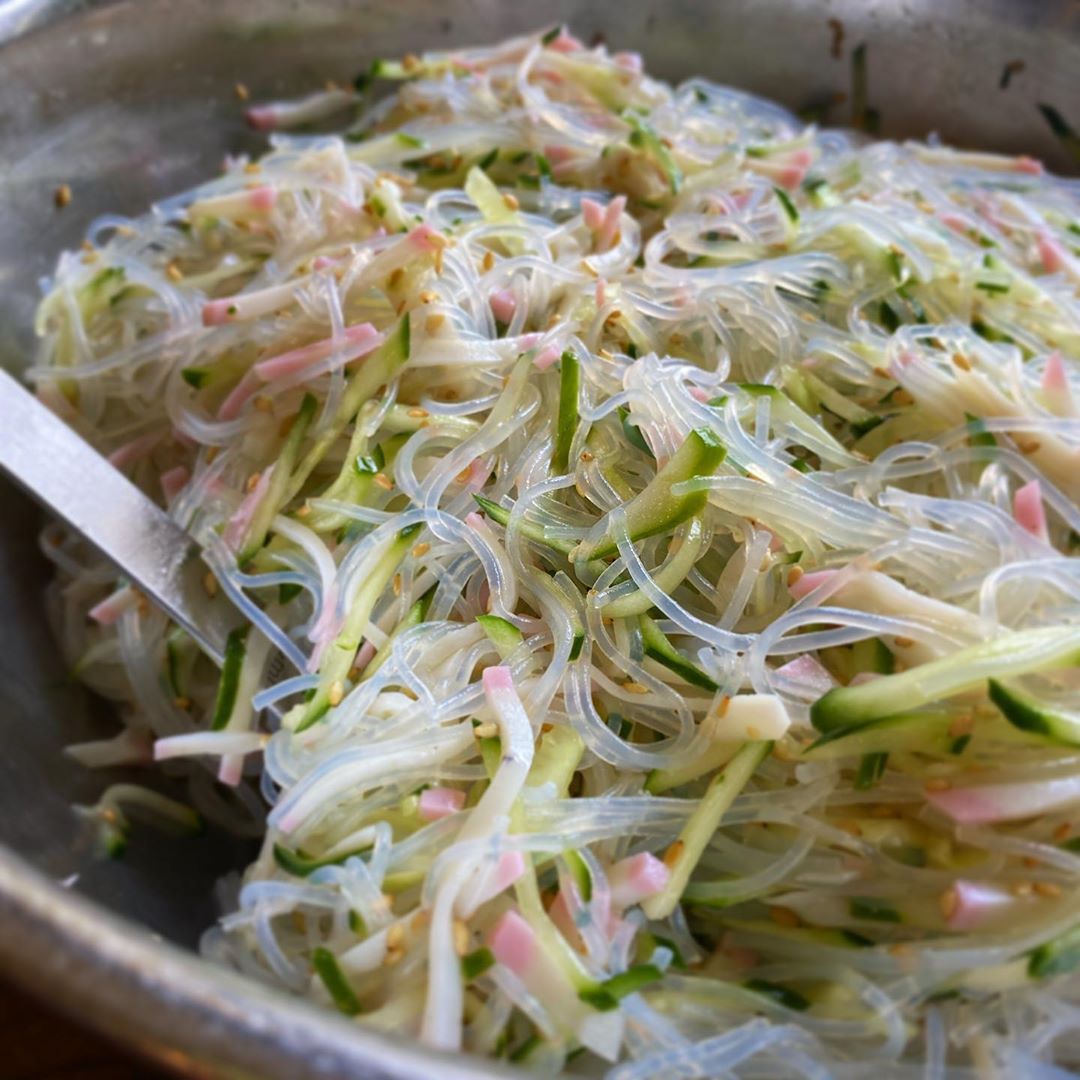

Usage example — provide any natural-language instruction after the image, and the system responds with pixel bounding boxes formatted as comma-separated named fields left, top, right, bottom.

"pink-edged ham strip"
left=418, top=787, right=466, bottom=821
left=1013, top=478, right=1050, bottom=543
left=943, top=880, right=1020, bottom=931
left=927, top=775, right=1080, bottom=824
left=88, top=585, right=138, bottom=626
left=107, top=431, right=163, bottom=471
left=159, top=465, right=190, bottom=502
left=489, top=289, right=517, bottom=324
left=488, top=908, right=537, bottom=976
left=607, top=852, right=670, bottom=909
left=253, top=322, right=382, bottom=382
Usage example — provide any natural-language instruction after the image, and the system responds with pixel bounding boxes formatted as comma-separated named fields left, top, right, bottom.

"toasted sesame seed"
left=407, top=407, right=429, bottom=418
left=253, top=395, right=274, bottom=414
left=384, top=947, right=404, bottom=967
left=786, top=565, right=805, bottom=587
left=392, top=573, right=402, bottom=597
left=623, top=681, right=650, bottom=695
left=452, top=919, right=470, bottom=957
left=373, top=472, right=393, bottom=491
left=939, top=888, right=958, bottom=920
left=893, top=635, right=915, bottom=647
left=925, top=778, right=951, bottom=792
left=385, top=922, right=405, bottom=950
left=245, top=472, right=261, bottom=493
left=244, top=161, right=261, bottom=175
left=1035, top=881, right=1062, bottom=898
left=296, top=503, right=312, bottom=518
left=1054, top=823, right=1072, bottom=842
left=328, top=680, right=345, bottom=707
left=502, top=193, right=520, bottom=211
left=1011, top=881, right=1033, bottom=897
left=402, top=53, right=420, bottom=72
left=234, top=82, right=250, bottom=101
left=54, top=184, right=72, bottom=209
left=836, top=819, right=863, bottom=837
left=482, top=250, right=495, bottom=272
left=165, top=261, right=183, bottom=282
left=412, top=542, right=430, bottom=558
left=419, top=290, right=439, bottom=304
left=173, top=696, right=192, bottom=710
left=1023, top=855, right=1041, bottom=869
left=952, top=353, right=972, bottom=371
left=1018, top=439, right=1042, bottom=454
left=768, top=905, right=801, bottom=928
left=203, top=571, right=219, bottom=597
left=663, top=840, right=685, bottom=868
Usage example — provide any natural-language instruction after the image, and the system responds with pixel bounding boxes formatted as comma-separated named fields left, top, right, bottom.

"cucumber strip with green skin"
left=624, top=113, right=682, bottom=194
left=292, top=525, right=418, bottom=732
left=461, top=947, right=495, bottom=981
left=238, top=393, right=318, bottom=562
left=273, top=841, right=373, bottom=877
left=312, top=947, right=362, bottom=1016
left=988, top=678, right=1080, bottom=746
left=285, top=316, right=411, bottom=503
left=304, top=405, right=385, bottom=533
left=850, top=897, right=902, bottom=924
left=526, top=724, right=584, bottom=795
left=853, top=637, right=895, bottom=675
left=639, top=613, right=719, bottom=692
left=562, top=849, right=592, bottom=900
left=552, top=351, right=580, bottom=473
left=722, top=918, right=873, bottom=950
left=477, top=613, right=524, bottom=660
left=803, top=711, right=954, bottom=759
left=643, top=741, right=772, bottom=919
left=357, top=584, right=436, bottom=681
left=645, top=733, right=741, bottom=794
left=743, top=978, right=810, bottom=1011
left=617, top=405, right=654, bottom=458
left=736, top=383, right=854, bottom=465
left=211, top=627, right=249, bottom=730
left=855, top=751, right=888, bottom=790
left=579, top=428, right=727, bottom=561
left=513, top=856, right=600, bottom=993
left=478, top=735, right=501, bottom=779
left=472, top=494, right=578, bottom=556
left=578, top=964, right=663, bottom=1010
left=1030, top=925, right=1080, bottom=978
left=604, top=517, right=706, bottom=619
left=811, top=625, right=1080, bottom=732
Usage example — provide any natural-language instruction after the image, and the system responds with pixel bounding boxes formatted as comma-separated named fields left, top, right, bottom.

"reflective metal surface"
left=0, top=369, right=236, bottom=664
left=0, top=1, right=1077, bottom=1076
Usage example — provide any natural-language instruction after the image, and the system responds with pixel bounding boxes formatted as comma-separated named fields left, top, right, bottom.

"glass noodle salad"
left=31, top=25, right=1080, bottom=1078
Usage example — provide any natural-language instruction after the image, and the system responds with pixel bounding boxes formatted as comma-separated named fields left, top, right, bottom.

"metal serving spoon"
left=0, top=366, right=239, bottom=666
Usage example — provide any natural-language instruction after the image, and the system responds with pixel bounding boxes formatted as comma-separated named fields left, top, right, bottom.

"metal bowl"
left=0, top=1, right=1076, bottom=1075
